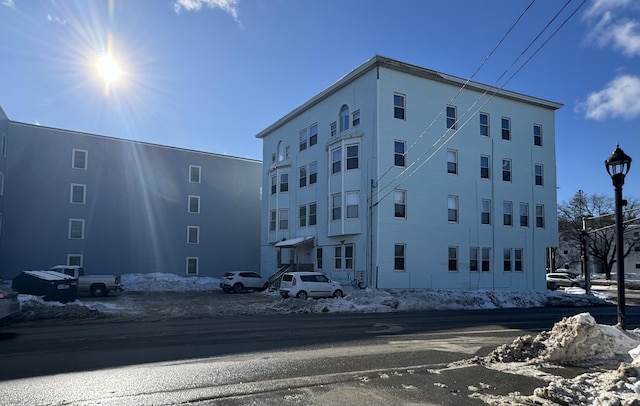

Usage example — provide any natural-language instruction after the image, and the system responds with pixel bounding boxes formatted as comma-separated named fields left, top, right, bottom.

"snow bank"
left=121, top=273, right=220, bottom=292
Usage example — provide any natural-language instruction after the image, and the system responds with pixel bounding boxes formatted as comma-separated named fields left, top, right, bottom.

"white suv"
left=279, top=272, right=344, bottom=300
left=220, top=271, right=268, bottom=293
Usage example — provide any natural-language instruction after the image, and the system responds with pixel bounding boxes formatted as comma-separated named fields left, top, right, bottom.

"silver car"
left=220, top=271, right=268, bottom=293
left=279, top=272, right=344, bottom=300
left=546, top=272, right=584, bottom=290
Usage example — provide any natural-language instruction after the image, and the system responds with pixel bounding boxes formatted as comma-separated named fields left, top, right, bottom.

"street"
left=1, top=304, right=638, bottom=405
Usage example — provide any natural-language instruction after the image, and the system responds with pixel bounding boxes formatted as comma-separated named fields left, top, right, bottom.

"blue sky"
left=0, top=0, right=638, bottom=203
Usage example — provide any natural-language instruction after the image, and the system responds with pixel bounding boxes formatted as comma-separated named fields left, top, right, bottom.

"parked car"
left=49, top=265, right=122, bottom=297
left=220, top=271, right=268, bottom=293
left=0, top=284, right=20, bottom=322
left=546, top=272, right=584, bottom=290
left=279, top=272, right=344, bottom=300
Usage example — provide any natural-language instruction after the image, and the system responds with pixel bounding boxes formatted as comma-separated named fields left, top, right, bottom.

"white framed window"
left=520, top=203, right=529, bottom=227
left=394, top=93, right=405, bottom=120
left=501, top=117, right=511, bottom=140
left=502, top=159, right=512, bottom=182
left=480, top=112, right=489, bottom=137
left=395, top=190, right=407, bottom=218
left=189, top=165, right=201, bottom=183
left=503, top=248, right=512, bottom=272
left=480, top=155, right=490, bottom=179
left=299, top=128, right=308, bottom=151
left=330, top=121, right=337, bottom=137
left=503, top=201, right=513, bottom=226
left=299, top=205, right=307, bottom=228
left=188, top=195, right=200, bottom=213
left=515, top=249, right=524, bottom=272
left=299, top=166, right=307, bottom=188
left=536, top=204, right=545, bottom=228
left=70, top=183, right=86, bottom=204
left=72, top=149, right=88, bottom=169
left=331, top=193, right=341, bottom=220
left=339, top=104, right=350, bottom=132
left=279, top=172, right=289, bottom=192
left=446, top=105, right=457, bottom=129
left=67, top=254, right=82, bottom=266
left=448, top=246, right=458, bottom=272
left=346, top=191, right=359, bottom=219
left=394, top=140, right=406, bottom=167
left=186, top=257, right=198, bottom=275
left=270, top=175, right=277, bottom=194
left=470, top=247, right=479, bottom=272
left=394, top=244, right=406, bottom=271
left=309, top=162, right=317, bottom=185
left=309, top=123, right=318, bottom=147
left=346, top=144, right=359, bottom=170
left=187, top=226, right=199, bottom=244
left=352, top=110, right=360, bottom=127
left=309, top=202, right=317, bottom=226
left=278, top=208, right=288, bottom=230
left=269, top=210, right=276, bottom=231
left=334, top=246, right=342, bottom=269
left=316, top=247, right=323, bottom=270
left=481, top=199, right=491, bottom=225
left=69, top=218, right=85, bottom=239
left=447, top=149, right=458, bottom=174
left=535, top=164, right=544, bottom=186
left=482, top=247, right=491, bottom=272
left=334, top=244, right=355, bottom=270
left=344, top=244, right=354, bottom=270
left=534, top=124, right=542, bottom=146
left=448, top=195, right=458, bottom=223
left=277, top=141, right=284, bottom=162
left=331, top=147, right=342, bottom=174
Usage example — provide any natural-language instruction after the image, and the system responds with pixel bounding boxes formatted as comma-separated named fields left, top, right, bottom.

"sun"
left=96, top=54, right=121, bottom=86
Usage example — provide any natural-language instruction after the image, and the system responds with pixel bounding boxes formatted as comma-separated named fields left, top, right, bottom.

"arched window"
left=339, top=104, right=349, bottom=132
left=277, top=141, right=284, bottom=162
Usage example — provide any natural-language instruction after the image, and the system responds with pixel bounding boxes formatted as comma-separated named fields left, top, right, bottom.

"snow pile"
left=121, top=273, right=219, bottom=291
left=477, top=313, right=640, bottom=405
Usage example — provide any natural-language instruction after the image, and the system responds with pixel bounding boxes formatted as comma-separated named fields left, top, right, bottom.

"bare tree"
left=558, top=190, right=640, bottom=280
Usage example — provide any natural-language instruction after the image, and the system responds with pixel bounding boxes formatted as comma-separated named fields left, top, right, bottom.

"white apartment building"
left=256, top=56, right=562, bottom=292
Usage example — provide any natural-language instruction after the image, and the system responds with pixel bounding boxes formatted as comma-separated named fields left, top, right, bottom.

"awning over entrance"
left=275, top=236, right=315, bottom=248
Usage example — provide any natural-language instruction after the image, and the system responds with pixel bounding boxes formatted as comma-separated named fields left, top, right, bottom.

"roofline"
left=256, top=55, right=563, bottom=139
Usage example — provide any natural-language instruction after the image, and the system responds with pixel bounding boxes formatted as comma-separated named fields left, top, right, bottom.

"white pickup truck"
left=49, top=265, right=123, bottom=297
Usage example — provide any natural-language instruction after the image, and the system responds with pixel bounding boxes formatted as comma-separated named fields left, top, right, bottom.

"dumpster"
left=12, top=270, right=78, bottom=303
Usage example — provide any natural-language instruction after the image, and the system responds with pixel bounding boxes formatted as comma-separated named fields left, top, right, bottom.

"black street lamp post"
left=605, top=145, right=632, bottom=329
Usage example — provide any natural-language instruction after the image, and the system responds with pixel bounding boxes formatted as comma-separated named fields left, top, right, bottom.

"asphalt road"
left=1, top=304, right=638, bottom=405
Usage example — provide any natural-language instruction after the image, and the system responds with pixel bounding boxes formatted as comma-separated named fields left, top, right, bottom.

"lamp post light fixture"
left=604, top=145, right=632, bottom=329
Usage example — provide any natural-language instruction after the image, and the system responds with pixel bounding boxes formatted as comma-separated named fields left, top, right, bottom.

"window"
left=394, top=93, right=405, bottom=120
left=189, top=165, right=201, bottom=183
left=482, top=248, right=491, bottom=272
left=503, top=201, right=513, bottom=226
left=446, top=105, right=457, bottom=129
left=299, top=166, right=307, bottom=188
left=336, top=244, right=355, bottom=270
left=394, top=140, right=406, bottom=167
left=70, top=183, right=86, bottom=204
left=186, top=257, right=198, bottom=275
left=480, top=155, right=490, bottom=179
left=271, top=153, right=276, bottom=164
left=187, top=226, right=199, bottom=244
left=285, top=145, right=290, bottom=159
left=447, top=149, right=458, bottom=174
left=330, top=122, right=337, bottom=137
left=334, top=246, right=342, bottom=269
left=346, top=191, right=359, bottom=219
left=277, top=141, right=284, bottom=162
left=515, top=249, right=523, bottom=272
left=332, top=193, right=341, bottom=220
left=316, top=247, right=323, bottom=270
left=536, top=204, right=545, bottom=228
left=299, top=128, right=308, bottom=151
left=1, top=133, right=6, bottom=156
left=309, top=162, right=317, bottom=185
left=270, top=175, right=277, bottom=194
left=279, top=172, right=289, bottom=192
left=520, top=203, right=529, bottom=227
left=309, top=202, right=317, bottom=226
left=67, top=254, right=82, bottom=267
left=481, top=199, right=491, bottom=225
left=448, top=195, right=458, bottom=222
left=534, top=124, right=542, bottom=146
left=339, top=104, right=349, bottom=132
left=332, top=147, right=342, bottom=174
left=279, top=208, right=288, bottom=230
left=395, top=190, right=407, bottom=218
left=502, top=159, right=512, bottom=182
left=480, top=113, right=489, bottom=137
left=299, top=205, right=307, bottom=227
left=309, top=124, right=318, bottom=147
left=346, top=144, right=359, bottom=170
left=188, top=195, right=200, bottom=213
left=501, top=117, right=511, bottom=140
left=503, top=248, right=512, bottom=272
left=72, top=149, right=87, bottom=169
left=470, top=247, right=479, bottom=272
left=352, top=110, right=360, bottom=127
left=269, top=210, right=276, bottom=231
left=448, top=246, right=458, bottom=272
left=69, top=219, right=85, bottom=239
left=394, top=244, right=405, bottom=271
left=535, top=164, right=544, bottom=186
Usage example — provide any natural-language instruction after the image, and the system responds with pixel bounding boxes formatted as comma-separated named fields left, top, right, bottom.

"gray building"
left=0, top=106, right=261, bottom=279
